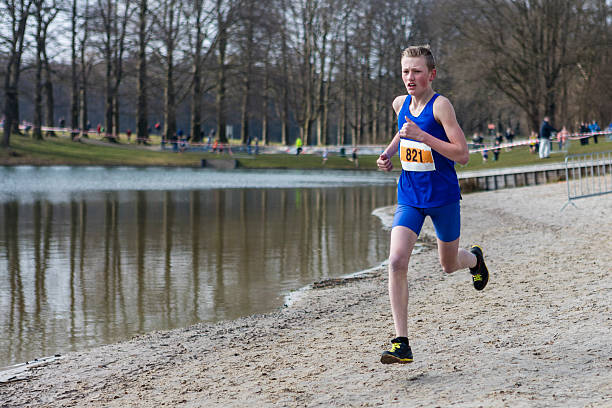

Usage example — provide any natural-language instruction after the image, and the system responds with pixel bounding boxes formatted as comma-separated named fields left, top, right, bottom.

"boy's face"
left=401, top=56, right=436, bottom=95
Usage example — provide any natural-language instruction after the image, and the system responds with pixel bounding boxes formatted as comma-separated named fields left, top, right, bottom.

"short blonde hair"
left=401, top=45, right=436, bottom=71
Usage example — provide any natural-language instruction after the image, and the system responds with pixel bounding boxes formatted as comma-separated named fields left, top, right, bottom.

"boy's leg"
left=381, top=225, right=418, bottom=364
left=430, top=201, right=489, bottom=289
left=437, top=239, right=489, bottom=290
left=388, top=226, right=418, bottom=337
left=437, top=238, right=476, bottom=273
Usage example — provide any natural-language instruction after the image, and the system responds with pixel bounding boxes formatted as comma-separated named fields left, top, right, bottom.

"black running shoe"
left=380, top=338, right=413, bottom=364
left=469, top=245, right=489, bottom=291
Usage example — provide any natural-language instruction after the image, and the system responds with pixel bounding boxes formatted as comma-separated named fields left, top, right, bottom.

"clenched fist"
left=377, top=152, right=393, bottom=172
left=400, top=116, right=425, bottom=142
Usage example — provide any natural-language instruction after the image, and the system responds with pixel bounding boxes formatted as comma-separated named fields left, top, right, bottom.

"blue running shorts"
left=392, top=201, right=460, bottom=242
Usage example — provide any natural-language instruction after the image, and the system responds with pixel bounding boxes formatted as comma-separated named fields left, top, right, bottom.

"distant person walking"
left=296, top=137, right=303, bottom=155
left=493, top=133, right=502, bottom=161
left=579, top=122, right=589, bottom=145
left=538, top=116, right=556, bottom=159
left=589, top=120, right=601, bottom=144
left=504, top=127, right=514, bottom=150
left=557, top=126, right=569, bottom=150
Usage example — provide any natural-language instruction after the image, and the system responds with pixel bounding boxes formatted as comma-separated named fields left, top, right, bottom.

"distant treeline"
left=1, top=0, right=610, bottom=148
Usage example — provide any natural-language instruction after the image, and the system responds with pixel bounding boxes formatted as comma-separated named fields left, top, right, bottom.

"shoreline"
left=2, top=181, right=611, bottom=407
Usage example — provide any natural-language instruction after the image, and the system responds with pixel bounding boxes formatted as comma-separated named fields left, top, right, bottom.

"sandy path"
left=1, top=181, right=611, bottom=407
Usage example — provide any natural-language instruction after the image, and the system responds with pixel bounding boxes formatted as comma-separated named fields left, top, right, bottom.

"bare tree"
left=79, top=0, right=93, bottom=138
left=70, top=0, right=79, bottom=131
left=1, top=0, right=33, bottom=148
left=272, top=0, right=291, bottom=145
left=448, top=0, right=580, bottom=131
left=186, top=0, right=216, bottom=143
left=135, top=0, right=148, bottom=143
left=213, top=0, right=239, bottom=144
left=151, top=0, right=183, bottom=142
left=33, top=0, right=59, bottom=140
left=237, top=0, right=255, bottom=144
left=286, top=0, right=319, bottom=146
left=95, top=0, right=132, bottom=140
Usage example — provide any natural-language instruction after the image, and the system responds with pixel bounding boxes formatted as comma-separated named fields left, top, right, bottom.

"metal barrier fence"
left=562, top=150, right=612, bottom=210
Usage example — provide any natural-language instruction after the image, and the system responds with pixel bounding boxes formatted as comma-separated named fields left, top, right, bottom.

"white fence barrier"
left=562, top=150, right=612, bottom=210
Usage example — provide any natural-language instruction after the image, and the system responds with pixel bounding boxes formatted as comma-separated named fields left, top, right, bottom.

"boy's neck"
left=411, top=88, right=435, bottom=105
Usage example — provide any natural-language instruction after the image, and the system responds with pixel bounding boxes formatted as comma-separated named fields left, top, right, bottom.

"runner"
left=376, top=45, right=489, bottom=364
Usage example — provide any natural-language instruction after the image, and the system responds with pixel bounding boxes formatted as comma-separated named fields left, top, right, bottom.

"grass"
left=1, top=132, right=611, bottom=171
left=0, top=134, right=204, bottom=167
left=457, top=139, right=612, bottom=171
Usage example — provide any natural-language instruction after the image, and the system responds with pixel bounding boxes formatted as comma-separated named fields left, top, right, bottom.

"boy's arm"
left=377, top=96, right=406, bottom=171
left=383, top=131, right=400, bottom=157
left=377, top=131, right=399, bottom=171
left=399, top=96, right=469, bottom=165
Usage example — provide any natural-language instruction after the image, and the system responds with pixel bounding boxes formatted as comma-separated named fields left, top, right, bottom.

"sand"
left=1, top=181, right=611, bottom=407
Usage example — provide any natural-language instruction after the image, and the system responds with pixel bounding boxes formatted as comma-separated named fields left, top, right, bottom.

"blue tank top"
left=396, top=93, right=461, bottom=208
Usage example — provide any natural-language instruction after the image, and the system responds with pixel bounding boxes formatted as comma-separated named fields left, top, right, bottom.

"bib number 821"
left=404, top=147, right=425, bottom=163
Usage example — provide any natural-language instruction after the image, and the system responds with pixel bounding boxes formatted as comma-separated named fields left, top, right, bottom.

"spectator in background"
left=126, top=129, right=132, bottom=142
left=589, top=120, right=600, bottom=144
left=538, top=116, right=556, bottom=159
left=472, top=132, right=487, bottom=162
left=296, top=137, right=303, bottom=155
left=579, top=121, right=589, bottom=145
left=504, top=127, right=514, bottom=150
left=529, top=130, right=538, bottom=154
left=493, top=133, right=503, bottom=161
left=246, top=136, right=252, bottom=155
left=557, top=126, right=569, bottom=150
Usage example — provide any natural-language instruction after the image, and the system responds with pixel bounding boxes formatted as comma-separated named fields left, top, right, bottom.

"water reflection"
left=0, top=185, right=395, bottom=367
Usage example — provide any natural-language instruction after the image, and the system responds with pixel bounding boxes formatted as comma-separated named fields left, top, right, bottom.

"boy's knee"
left=440, top=259, right=457, bottom=274
left=389, top=254, right=409, bottom=274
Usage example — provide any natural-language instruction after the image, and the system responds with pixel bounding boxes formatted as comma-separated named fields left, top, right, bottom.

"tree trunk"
left=164, top=41, right=176, bottom=142
left=262, top=56, right=270, bottom=145
left=104, top=11, right=113, bottom=139
left=136, top=0, right=148, bottom=143
left=216, top=20, right=227, bottom=143
left=2, top=1, right=31, bottom=148
left=34, top=7, right=43, bottom=140
left=71, top=0, right=79, bottom=130
left=239, top=84, right=249, bottom=144
left=190, top=45, right=202, bottom=143
left=79, top=84, right=88, bottom=138
left=43, top=49, right=55, bottom=137
left=113, top=94, right=120, bottom=139
left=78, top=0, right=90, bottom=138
left=280, top=29, right=289, bottom=145
left=339, top=25, right=349, bottom=146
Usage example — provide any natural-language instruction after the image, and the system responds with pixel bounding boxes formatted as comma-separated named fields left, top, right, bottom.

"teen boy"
left=376, top=45, right=489, bottom=364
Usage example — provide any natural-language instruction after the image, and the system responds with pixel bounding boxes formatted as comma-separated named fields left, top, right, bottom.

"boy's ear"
left=429, top=68, right=437, bottom=81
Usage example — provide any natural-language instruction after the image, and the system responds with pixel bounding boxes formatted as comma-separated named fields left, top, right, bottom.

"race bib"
left=400, top=139, right=435, bottom=172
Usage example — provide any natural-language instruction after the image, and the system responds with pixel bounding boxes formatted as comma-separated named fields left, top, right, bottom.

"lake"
left=0, top=166, right=397, bottom=368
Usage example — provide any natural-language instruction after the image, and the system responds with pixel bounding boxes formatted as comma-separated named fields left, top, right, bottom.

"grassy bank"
left=1, top=132, right=611, bottom=171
